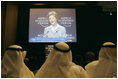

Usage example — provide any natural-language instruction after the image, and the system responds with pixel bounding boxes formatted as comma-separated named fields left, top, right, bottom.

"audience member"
left=1, top=45, right=35, bottom=78
left=85, top=51, right=95, bottom=65
left=35, top=42, right=89, bottom=78
left=73, top=55, right=84, bottom=67
left=85, top=42, right=117, bottom=78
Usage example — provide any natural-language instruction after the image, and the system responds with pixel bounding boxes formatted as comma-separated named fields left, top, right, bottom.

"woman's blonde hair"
left=47, top=11, right=58, bottom=20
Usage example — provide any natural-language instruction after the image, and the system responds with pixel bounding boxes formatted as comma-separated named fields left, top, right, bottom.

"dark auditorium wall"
left=1, top=2, right=18, bottom=55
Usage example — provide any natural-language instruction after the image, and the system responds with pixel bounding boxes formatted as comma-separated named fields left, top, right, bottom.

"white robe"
left=85, top=46, right=117, bottom=78
left=1, top=45, right=35, bottom=78
left=35, top=42, right=89, bottom=78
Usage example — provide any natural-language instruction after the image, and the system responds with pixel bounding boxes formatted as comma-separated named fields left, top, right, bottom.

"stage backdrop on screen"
left=29, top=8, right=77, bottom=42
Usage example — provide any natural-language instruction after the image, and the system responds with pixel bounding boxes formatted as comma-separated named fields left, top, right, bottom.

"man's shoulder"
left=85, top=60, right=98, bottom=69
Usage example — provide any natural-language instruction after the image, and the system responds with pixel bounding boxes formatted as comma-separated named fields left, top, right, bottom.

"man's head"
left=99, top=42, right=117, bottom=62
left=86, top=51, right=95, bottom=63
left=6, top=45, right=27, bottom=60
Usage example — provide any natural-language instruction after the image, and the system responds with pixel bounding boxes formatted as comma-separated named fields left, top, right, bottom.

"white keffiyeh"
left=35, top=42, right=89, bottom=78
left=1, top=45, right=35, bottom=78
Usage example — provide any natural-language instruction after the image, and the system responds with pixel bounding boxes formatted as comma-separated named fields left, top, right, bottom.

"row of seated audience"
left=1, top=42, right=117, bottom=78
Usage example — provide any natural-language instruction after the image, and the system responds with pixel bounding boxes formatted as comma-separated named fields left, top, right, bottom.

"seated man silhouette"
left=35, top=42, right=89, bottom=78
left=85, top=42, right=117, bottom=78
left=1, top=45, right=35, bottom=78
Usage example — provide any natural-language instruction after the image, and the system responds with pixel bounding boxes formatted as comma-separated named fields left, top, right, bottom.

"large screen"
left=29, top=8, right=77, bottom=42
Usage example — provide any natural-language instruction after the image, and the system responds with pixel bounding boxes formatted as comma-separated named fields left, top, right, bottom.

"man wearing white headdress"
left=85, top=42, right=117, bottom=78
left=1, top=45, right=35, bottom=78
left=35, top=42, right=89, bottom=78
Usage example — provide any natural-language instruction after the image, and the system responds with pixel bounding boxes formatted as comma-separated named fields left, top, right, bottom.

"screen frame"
left=29, top=7, right=77, bottom=43
left=16, top=5, right=79, bottom=45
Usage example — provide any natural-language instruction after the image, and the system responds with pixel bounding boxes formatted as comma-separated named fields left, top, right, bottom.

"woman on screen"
left=43, top=11, right=67, bottom=38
